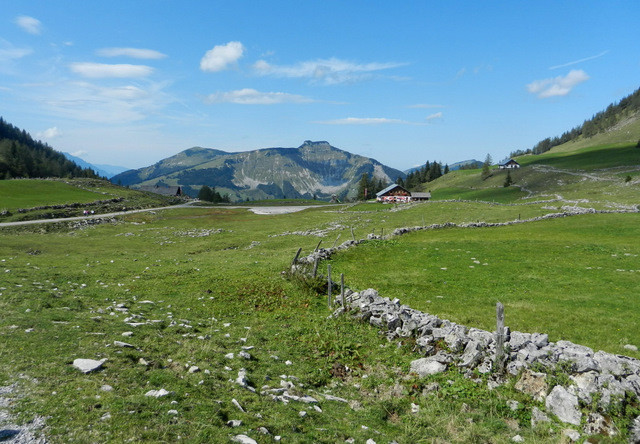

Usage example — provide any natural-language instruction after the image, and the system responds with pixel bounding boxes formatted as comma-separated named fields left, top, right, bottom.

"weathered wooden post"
left=495, top=302, right=505, bottom=373
left=340, top=273, right=345, bottom=312
left=333, top=234, right=341, bottom=248
left=291, top=247, right=302, bottom=269
left=312, top=257, right=319, bottom=277
left=315, top=239, right=322, bottom=252
left=350, top=226, right=355, bottom=241
left=327, top=264, right=332, bottom=309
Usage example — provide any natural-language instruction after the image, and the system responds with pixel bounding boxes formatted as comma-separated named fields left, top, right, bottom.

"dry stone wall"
left=291, top=209, right=640, bottom=439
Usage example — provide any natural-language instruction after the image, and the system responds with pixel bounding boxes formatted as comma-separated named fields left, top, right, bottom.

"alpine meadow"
left=2, top=2, right=640, bottom=443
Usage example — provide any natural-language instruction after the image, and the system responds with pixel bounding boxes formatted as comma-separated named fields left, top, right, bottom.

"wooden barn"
left=499, top=159, right=520, bottom=169
left=376, top=184, right=412, bottom=203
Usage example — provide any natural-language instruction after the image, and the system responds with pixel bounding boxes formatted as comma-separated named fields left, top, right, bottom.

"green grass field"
left=0, top=196, right=639, bottom=442
left=1, top=135, right=640, bottom=442
left=0, top=178, right=175, bottom=222
left=0, top=179, right=108, bottom=210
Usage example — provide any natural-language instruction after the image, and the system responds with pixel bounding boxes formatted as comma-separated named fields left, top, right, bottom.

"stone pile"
left=337, top=288, right=640, bottom=438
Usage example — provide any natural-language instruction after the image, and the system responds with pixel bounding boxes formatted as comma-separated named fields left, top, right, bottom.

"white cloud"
left=204, top=88, right=312, bottom=105
left=426, top=112, right=443, bottom=121
left=15, top=16, right=42, bottom=35
left=200, top=41, right=244, bottom=72
left=526, top=69, right=589, bottom=98
left=97, top=47, right=167, bottom=60
left=0, top=39, right=32, bottom=62
left=253, top=57, right=406, bottom=84
left=70, top=150, right=87, bottom=157
left=70, top=62, right=154, bottom=78
left=36, top=127, right=61, bottom=139
left=315, top=117, right=409, bottom=125
left=39, top=80, right=172, bottom=124
left=549, top=51, right=609, bottom=70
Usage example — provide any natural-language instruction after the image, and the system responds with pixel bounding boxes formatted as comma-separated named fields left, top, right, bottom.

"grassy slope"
left=0, top=179, right=106, bottom=210
left=0, top=178, right=176, bottom=221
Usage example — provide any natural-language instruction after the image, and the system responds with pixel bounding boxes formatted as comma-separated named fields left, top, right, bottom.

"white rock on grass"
left=410, top=358, right=446, bottom=376
left=231, top=435, right=257, bottom=444
left=114, top=341, right=134, bottom=348
left=145, top=388, right=172, bottom=398
left=73, top=358, right=105, bottom=373
left=232, top=398, right=245, bottom=412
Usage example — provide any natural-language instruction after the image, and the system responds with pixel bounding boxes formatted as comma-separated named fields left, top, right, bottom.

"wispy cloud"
left=426, top=112, right=443, bottom=121
left=315, top=117, right=413, bottom=125
left=253, top=57, right=406, bottom=85
left=38, top=80, right=172, bottom=124
left=549, top=51, right=609, bottom=70
left=15, top=16, right=42, bottom=35
left=204, top=88, right=313, bottom=105
left=36, top=126, right=61, bottom=139
left=526, top=69, right=589, bottom=98
left=70, top=62, right=154, bottom=78
left=200, top=41, right=244, bottom=72
left=97, top=47, right=167, bottom=60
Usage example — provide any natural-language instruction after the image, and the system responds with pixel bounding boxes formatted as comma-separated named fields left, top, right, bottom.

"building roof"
left=376, top=184, right=409, bottom=197
left=501, top=159, right=520, bottom=165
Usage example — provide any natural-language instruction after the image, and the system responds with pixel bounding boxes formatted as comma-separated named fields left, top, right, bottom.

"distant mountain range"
left=61, top=152, right=129, bottom=179
left=111, top=140, right=406, bottom=201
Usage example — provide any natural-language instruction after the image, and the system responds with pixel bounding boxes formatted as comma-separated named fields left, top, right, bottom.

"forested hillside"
left=513, top=87, right=640, bottom=156
left=0, top=118, right=98, bottom=180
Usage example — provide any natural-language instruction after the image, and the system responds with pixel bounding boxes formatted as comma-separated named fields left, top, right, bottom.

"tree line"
left=357, top=173, right=387, bottom=200
left=197, top=185, right=230, bottom=203
left=397, top=160, right=449, bottom=190
left=0, top=117, right=99, bottom=180
left=511, top=87, right=640, bottom=157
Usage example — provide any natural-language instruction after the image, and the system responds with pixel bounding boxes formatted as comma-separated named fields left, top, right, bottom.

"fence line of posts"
left=291, top=247, right=507, bottom=367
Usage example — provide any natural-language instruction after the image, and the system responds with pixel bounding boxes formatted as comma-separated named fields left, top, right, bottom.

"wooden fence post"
left=340, top=273, right=345, bottom=312
left=315, top=239, right=322, bottom=251
left=313, top=257, right=319, bottom=277
left=495, top=302, right=505, bottom=374
left=350, top=226, right=355, bottom=241
left=291, top=247, right=302, bottom=268
left=333, top=234, right=341, bottom=248
left=327, top=264, right=332, bottom=309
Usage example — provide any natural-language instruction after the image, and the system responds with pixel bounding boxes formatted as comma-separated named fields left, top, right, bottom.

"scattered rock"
left=73, top=358, right=105, bottom=374
left=145, top=389, right=172, bottom=398
left=114, top=341, right=134, bottom=348
left=227, top=420, right=242, bottom=427
left=410, top=358, right=446, bottom=376
left=546, top=386, right=581, bottom=426
left=531, top=407, right=550, bottom=429
left=231, top=435, right=257, bottom=444
left=561, top=428, right=580, bottom=442
left=231, top=398, right=245, bottom=412
left=514, top=370, right=548, bottom=402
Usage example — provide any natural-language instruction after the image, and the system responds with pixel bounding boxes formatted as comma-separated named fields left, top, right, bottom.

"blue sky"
left=1, top=1, right=639, bottom=170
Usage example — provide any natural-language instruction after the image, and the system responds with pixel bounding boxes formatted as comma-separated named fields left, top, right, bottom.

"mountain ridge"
left=111, top=141, right=405, bottom=201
